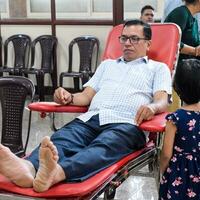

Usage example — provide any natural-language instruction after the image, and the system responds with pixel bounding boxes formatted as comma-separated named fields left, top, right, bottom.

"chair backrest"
left=4, top=34, right=31, bottom=69
left=31, top=35, right=58, bottom=70
left=102, top=23, right=181, bottom=72
left=0, top=76, right=35, bottom=157
left=0, top=36, right=2, bottom=67
left=68, top=36, right=99, bottom=74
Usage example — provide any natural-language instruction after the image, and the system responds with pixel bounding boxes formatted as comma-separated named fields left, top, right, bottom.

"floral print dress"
left=159, top=109, right=200, bottom=200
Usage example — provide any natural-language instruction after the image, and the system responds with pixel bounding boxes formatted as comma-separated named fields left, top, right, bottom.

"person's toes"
left=40, top=136, right=51, bottom=148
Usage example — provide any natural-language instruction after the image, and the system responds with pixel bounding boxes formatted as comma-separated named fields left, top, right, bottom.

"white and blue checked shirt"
left=78, top=56, right=172, bottom=126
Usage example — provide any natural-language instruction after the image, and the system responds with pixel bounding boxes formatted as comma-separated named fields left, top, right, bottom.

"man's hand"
left=54, top=87, right=72, bottom=105
left=135, top=104, right=157, bottom=125
left=135, top=91, right=169, bottom=125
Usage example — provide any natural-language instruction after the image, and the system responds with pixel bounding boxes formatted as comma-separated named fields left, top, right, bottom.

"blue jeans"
left=26, top=114, right=145, bottom=182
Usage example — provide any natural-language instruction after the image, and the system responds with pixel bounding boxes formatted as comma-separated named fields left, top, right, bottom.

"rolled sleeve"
left=153, top=63, right=172, bottom=95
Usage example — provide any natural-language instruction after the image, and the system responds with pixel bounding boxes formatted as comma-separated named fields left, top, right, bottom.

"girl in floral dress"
left=159, top=59, right=200, bottom=200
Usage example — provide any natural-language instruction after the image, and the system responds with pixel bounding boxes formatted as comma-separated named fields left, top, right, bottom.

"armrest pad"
left=139, top=112, right=168, bottom=132
left=28, top=102, right=88, bottom=113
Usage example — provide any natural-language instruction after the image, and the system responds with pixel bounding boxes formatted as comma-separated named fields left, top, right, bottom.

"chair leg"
left=36, top=73, right=45, bottom=101
left=74, top=77, right=80, bottom=92
left=59, top=75, right=63, bottom=87
left=51, top=73, right=57, bottom=91
left=39, top=73, right=45, bottom=101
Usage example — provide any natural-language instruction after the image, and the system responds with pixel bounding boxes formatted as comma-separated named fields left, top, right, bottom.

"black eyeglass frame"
left=118, top=35, right=148, bottom=44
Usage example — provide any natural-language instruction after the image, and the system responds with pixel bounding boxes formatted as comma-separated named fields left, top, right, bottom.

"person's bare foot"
left=0, top=144, right=35, bottom=187
left=33, top=136, right=66, bottom=192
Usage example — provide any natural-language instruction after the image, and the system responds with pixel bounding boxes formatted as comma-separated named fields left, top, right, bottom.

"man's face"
left=140, top=9, right=154, bottom=23
left=120, top=25, right=151, bottom=62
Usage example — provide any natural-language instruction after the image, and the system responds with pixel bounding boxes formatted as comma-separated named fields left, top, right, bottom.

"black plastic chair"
left=0, top=36, right=2, bottom=76
left=23, top=35, right=58, bottom=101
left=0, top=76, right=35, bottom=157
left=59, top=36, right=99, bottom=91
left=0, top=34, right=31, bottom=76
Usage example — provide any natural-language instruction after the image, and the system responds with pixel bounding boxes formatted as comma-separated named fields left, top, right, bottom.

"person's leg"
left=59, top=123, right=146, bottom=182
left=26, top=116, right=100, bottom=171
left=0, top=144, right=35, bottom=187
left=27, top=115, right=100, bottom=191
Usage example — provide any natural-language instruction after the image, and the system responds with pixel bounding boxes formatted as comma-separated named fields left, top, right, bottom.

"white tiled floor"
left=0, top=103, right=158, bottom=200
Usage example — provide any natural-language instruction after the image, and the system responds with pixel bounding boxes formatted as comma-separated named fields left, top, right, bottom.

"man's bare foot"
left=33, top=136, right=66, bottom=193
left=0, top=144, right=35, bottom=187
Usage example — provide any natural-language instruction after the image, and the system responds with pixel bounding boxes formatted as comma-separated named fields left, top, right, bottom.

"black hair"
left=183, top=0, right=197, bottom=3
left=141, top=5, right=155, bottom=14
left=123, top=19, right=152, bottom=40
left=173, top=59, right=200, bottom=104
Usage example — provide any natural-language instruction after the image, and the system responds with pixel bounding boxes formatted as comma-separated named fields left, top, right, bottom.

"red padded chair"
left=103, top=23, right=180, bottom=72
left=0, top=23, right=181, bottom=199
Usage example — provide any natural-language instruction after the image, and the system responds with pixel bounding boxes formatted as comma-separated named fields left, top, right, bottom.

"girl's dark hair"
left=173, top=59, right=200, bottom=104
left=123, top=19, right=152, bottom=40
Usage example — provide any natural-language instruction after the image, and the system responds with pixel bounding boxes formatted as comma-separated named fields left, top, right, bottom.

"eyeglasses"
left=119, top=35, right=148, bottom=44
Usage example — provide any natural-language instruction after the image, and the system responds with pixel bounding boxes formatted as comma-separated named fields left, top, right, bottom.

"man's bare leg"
left=33, top=136, right=66, bottom=193
left=0, top=144, right=35, bottom=187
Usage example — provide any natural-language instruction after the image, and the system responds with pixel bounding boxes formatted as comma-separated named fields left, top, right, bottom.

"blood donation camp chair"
left=0, top=23, right=181, bottom=199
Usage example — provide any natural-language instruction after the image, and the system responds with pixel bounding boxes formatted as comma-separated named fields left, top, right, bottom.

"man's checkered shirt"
left=78, top=56, right=172, bottom=126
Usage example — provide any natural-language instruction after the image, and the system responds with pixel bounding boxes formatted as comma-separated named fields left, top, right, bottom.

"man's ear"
left=146, top=40, right=152, bottom=51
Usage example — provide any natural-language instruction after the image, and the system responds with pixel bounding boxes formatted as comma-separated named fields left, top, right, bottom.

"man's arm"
left=135, top=91, right=169, bottom=125
left=54, top=86, right=96, bottom=106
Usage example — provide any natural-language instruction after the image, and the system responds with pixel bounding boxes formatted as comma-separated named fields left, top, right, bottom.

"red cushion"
left=139, top=112, right=168, bottom=132
left=28, top=102, right=88, bottom=113
left=0, top=146, right=151, bottom=198
left=102, top=23, right=180, bottom=72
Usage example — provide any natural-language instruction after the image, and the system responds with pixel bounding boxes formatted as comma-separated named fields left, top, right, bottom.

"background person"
left=162, top=0, right=200, bottom=36
left=164, top=0, right=200, bottom=62
left=140, top=5, right=155, bottom=23
left=164, top=0, right=200, bottom=111
left=161, top=0, right=183, bottom=22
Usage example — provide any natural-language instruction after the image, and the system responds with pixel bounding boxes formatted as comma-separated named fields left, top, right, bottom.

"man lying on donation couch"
left=0, top=19, right=171, bottom=193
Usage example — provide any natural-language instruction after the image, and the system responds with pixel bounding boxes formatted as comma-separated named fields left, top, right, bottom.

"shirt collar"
left=117, top=56, right=148, bottom=64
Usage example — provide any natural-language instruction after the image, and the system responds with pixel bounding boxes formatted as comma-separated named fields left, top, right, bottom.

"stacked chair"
left=23, top=35, right=58, bottom=101
left=0, top=34, right=31, bottom=76
left=0, top=76, right=35, bottom=157
left=59, top=36, right=99, bottom=92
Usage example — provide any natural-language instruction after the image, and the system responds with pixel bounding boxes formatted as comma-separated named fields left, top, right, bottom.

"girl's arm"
left=160, top=120, right=177, bottom=174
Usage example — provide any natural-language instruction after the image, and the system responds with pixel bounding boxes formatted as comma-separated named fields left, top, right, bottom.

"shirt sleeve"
left=153, top=63, right=172, bottom=95
left=166, top=112, right=179, bottom=125
left=83, top=60, right=106, bottom=92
